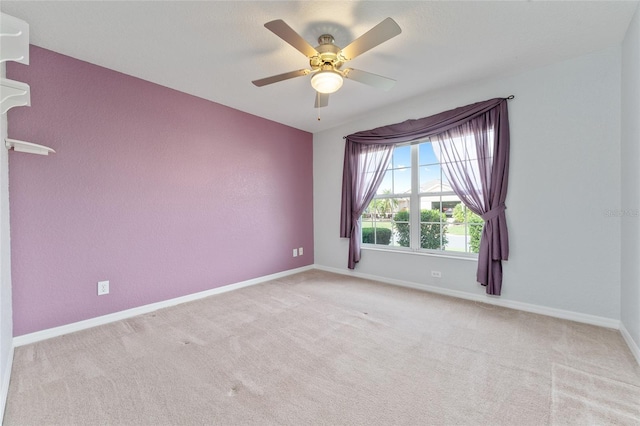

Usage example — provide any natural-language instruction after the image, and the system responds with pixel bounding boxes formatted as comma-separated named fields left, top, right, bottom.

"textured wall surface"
left=621, top=4, right=640, bottom=352
left=7, top=46, right=313, bottom=336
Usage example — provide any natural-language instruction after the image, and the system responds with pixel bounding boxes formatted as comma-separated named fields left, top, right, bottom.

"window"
left=361, top=139, right=484, bottom=255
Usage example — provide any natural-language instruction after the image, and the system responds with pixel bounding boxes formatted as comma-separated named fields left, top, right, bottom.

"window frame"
left=361, top=140, right=481, bottom=259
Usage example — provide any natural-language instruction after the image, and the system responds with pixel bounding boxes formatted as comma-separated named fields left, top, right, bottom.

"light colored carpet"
left=5, top=270, right=640, bottom=425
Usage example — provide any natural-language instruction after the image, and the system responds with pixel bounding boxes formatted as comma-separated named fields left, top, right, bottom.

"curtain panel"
left=339, top=143, right=394, bottom=268
left=340, top=97, right=511, bottom=295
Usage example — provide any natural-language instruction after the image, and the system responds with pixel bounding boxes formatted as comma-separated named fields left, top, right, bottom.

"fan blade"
left=314, top=92, right=329, bottom=108
left=252, top=69, right=311, bottom=87
left=340, top=17, right=401, bottom=61
left=264, top=20, right=319, bottom=58
left=343, top=68, right=396, bottom=91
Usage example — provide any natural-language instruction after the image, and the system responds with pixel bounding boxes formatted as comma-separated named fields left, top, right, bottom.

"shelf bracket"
left=0, top=78, right=30, bottom=115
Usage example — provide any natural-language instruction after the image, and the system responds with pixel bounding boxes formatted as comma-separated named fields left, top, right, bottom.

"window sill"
left=361, top=245, right=478, bottom=262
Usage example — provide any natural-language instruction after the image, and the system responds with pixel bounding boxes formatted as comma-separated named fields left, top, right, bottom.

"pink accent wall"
left=7, top=46, right=314, bottom=336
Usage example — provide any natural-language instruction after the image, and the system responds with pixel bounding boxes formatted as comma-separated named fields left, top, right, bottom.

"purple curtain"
left=339, top=142, right=394, bottom=268
left=340, top=97, right=510, bottom=294
left=432, top=101, right=510, bottom=295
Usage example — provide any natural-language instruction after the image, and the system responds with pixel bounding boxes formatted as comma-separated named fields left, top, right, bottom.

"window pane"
left=361, top=213, right=374, bottom=229
left=393, top=145, right=411, bottom=169
left=420, top=163, right=442, bottom=193
left=430, top=200, right=443, bottom=214
left=380, top=146, right=413, bottom=196
left=391, top=203, right=410, bottom=247
left=441, top=170, right=450, bottom=189
left=361, top=200, right=386, bottom=245
left=441, top=200, right=458, bottom=218
left=419, top=220, right=446, bottom=250
left=442, top=201, right=485, bottom=253
left=362, top=197, right=409, bottom=247
left=362, top=200, right=378, bottom=222
left=468, top=221, right=484, bottom=253
left=376, top=172, right=393, bottom=195
left=418, top=142, right=437, bottom=165
left=393, top=169, right=411, bottom=194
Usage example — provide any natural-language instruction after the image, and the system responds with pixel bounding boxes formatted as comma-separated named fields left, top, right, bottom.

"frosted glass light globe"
left=311, top=70, right=343, bottom=94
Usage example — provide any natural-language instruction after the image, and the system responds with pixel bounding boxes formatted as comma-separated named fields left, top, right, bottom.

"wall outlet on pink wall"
left=97, top=281, right=109, bottom=296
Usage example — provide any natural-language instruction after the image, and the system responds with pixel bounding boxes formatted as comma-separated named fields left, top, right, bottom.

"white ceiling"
left=1, top=1, right=637, bottom=133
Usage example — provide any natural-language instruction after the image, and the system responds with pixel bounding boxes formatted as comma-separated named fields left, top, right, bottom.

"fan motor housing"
left=310, top=34, right=344, bottom=70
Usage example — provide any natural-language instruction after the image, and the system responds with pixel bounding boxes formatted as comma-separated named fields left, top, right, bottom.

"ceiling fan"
left=252, top=18, right=402, bottom=108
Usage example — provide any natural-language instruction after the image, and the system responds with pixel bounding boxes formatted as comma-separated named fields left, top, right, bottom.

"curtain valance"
left=344, top=98, right=505, bottom=145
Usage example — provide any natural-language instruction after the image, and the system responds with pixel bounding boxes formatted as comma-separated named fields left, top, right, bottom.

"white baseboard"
left=314, top=264, right=621, bottom=330
left=13, top=265, right=314, bottom=347
left=11, top=263, right=626, bottom=351
left=620, top=322, right=640, bottom=366
left=0, top=344, right=14, bottom=424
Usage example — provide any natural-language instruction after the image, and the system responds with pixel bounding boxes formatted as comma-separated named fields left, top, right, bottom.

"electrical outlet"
left=299, top=247, right=303, bottom=256
left=431, top=271, right=442, bottom=278
left=293, top=248, right=298, bottom=257
left=97, top=280, right=109, bottom=295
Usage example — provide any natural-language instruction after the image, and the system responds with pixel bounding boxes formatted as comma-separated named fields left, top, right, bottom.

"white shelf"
left=1, top=13, right=29, bottom=65
left=0, top=78, right=30, bottom=115
left=1, top=13, right=31, bottom=115
left=0, top=13, right=43, bottom=155
left=5, top=139, right=55, bottom=156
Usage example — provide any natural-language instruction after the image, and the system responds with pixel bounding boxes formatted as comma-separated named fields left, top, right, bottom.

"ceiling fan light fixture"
left=311, top=69, right=343, bottom=94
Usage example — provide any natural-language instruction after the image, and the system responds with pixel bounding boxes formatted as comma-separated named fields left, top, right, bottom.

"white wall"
left=0, top=62, right=13, bottom=417
left=314, top=46, right=622, bottom=321
left=621, top=4, right=640, bottom=357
